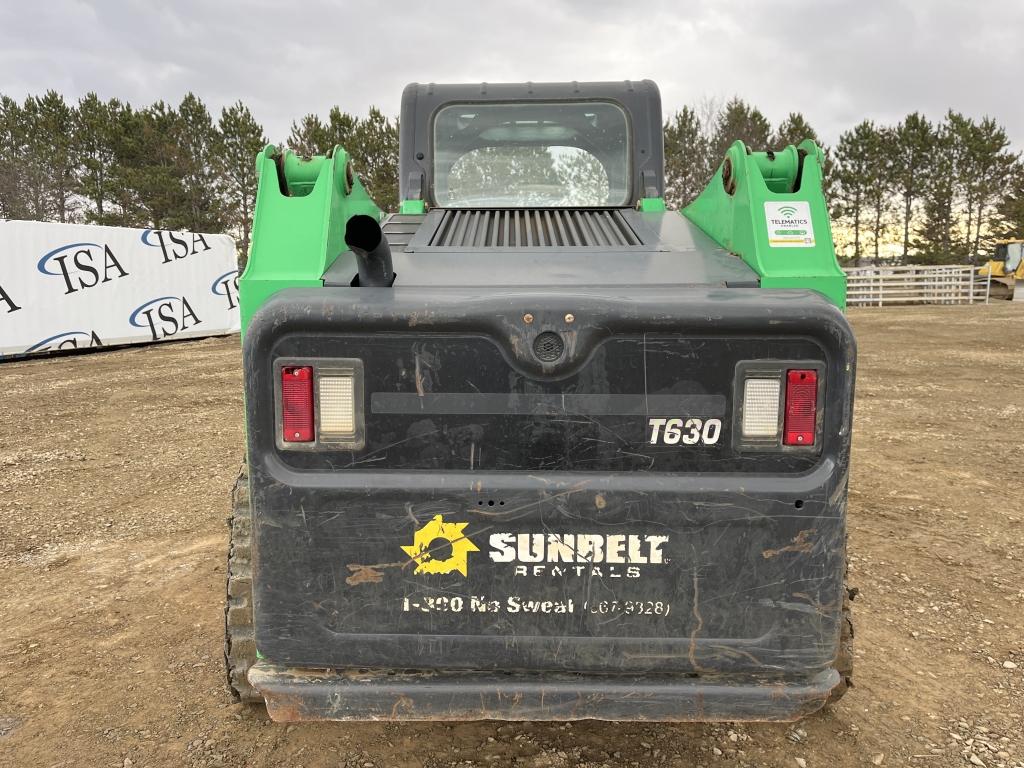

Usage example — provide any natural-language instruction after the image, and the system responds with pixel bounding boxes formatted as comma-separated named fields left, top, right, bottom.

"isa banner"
left=0, top=220, right=241, bottom=358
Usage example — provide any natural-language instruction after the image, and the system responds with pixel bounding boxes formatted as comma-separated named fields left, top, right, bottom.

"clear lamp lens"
left=742, top=378, right=781, bottom=438
left=318, top=374, right=356, bottom=436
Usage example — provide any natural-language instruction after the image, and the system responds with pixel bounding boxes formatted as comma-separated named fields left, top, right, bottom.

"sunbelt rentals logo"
left=401, top=515, right=671, bottom=579
left=401, top=515, right=479, bottom=576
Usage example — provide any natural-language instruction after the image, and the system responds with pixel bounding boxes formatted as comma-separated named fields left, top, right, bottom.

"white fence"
left=844, top=264, right=989, bottom=307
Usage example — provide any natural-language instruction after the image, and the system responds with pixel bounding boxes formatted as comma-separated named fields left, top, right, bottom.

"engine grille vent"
left=428, top=209, right=642, bottom=248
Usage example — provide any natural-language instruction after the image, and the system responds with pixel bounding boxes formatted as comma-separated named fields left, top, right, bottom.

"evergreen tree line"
left=0, top=91, right=268, bottom=255
left=0, top=92, right=399, bottom=259
left=2, top=90, right=1021, bottom=265
left=665, top=97, right=1023, bottom=264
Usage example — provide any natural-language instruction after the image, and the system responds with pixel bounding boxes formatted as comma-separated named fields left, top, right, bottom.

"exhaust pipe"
left=345, top=215, right=394, bottom=287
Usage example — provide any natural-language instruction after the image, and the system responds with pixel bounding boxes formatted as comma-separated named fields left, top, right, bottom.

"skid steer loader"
left=225, top=80, right=856, bottom=722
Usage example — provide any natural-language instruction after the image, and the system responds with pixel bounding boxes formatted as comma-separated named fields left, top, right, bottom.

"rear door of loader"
left=243, top=286, right=854, bottom=681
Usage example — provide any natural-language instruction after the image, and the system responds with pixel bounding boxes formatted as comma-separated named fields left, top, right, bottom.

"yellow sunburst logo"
left=400, top=515, right=479, bottom=576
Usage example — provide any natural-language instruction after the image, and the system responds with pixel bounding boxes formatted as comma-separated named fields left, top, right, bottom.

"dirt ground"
left=1, top=303, right=1022, bottom=768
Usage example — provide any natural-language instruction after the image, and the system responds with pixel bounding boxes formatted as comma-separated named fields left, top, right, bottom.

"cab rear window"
left=433, top=101, right=631, bottom=207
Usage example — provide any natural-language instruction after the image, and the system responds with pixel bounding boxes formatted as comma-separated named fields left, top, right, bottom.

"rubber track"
left=224, top=464, right=262, bottom=703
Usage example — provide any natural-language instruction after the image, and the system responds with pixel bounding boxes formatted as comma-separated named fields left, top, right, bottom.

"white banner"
left=0, top=220, right=240, bottom=358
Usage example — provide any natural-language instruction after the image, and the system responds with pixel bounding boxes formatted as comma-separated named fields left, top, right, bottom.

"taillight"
left=737, top=364, right=821, bottom=450
left=281, top=366, right=314, bottom=442
left=783, top=369, right=817, bottom=446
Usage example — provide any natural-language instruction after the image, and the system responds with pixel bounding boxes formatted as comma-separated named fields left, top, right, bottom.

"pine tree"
left=326, top=107, right=359, bottom=148
left=1, top=92, right=82, bottom=223
left=922, top=113, right=1018, bottom=264
left=75, top=93, right=128, bottom=223
left=123, top=101, right=190, bottom=229
left=288, top=114, right=331, bottom=156
left=863, top=127, right=895, bottom=264
left=37, top=91, right=80, bottom=223
left=889, top=113, right=934, bottom=262
left=217, top=101, right=267, bottom=262
left=177, top=93, right=226, bottom=233
left=663, top=107, right=710, bottom=209
left=352, top=107, right=399, bottom=212
left=18, top=96, right=53, bottom=221
left=710, top=97, right=772, bottom=162
left=772, top=112, right=819, bottom=148
left=0, top=95, right=27, bottom=219
left=834, top=121, right=878, bottom=265
left=996, top=162, right=1024, bottom=238
left=101, top=102, right=146, bottom=228
left=915, top=121, right=958, bottom=264
left=960, top=117, right=1017, bottom=262
left=947, top=112, right=981, bottom=261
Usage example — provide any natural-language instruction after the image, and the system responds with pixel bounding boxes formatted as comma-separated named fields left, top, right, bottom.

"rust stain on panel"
left=345, top=563, right=385, bottom=585
left=762, top=529, right=816, bottom=559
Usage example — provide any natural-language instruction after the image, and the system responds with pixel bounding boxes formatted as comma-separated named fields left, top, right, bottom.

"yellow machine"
left=978, top=239, right=1024, bottom=299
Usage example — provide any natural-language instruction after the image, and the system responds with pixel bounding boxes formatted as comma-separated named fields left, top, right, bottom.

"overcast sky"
left=1, top=0, right=1021, bottom=149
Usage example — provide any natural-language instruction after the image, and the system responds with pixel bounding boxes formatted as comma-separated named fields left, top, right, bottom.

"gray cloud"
left=1, top=0, right=1020, bottom=149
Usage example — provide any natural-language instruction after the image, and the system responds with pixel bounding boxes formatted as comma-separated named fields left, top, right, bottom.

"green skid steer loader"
left=225, top=79, right=856, bottom=722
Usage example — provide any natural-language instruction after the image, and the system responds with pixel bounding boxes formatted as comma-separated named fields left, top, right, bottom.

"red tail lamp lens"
left=281, top=366, right=314, bottom=442
left=783, top=369, right=817, bottom=446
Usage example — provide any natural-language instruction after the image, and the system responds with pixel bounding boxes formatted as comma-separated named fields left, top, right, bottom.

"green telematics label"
left=764, top=201, right=815, bottom=248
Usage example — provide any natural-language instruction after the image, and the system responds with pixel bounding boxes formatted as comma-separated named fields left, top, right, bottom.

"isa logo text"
left=129, top=296, right=202, bottom=341
left=211, top=270, right=240, bottom=310
left=142, top=230, right=212, bottom=264
left=24, top=330, right=104, bottom=354
left=37, top=242, right=129, bottom=295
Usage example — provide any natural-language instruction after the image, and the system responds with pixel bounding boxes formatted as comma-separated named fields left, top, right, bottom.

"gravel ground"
left=0, top=303, right=1022, bottom=768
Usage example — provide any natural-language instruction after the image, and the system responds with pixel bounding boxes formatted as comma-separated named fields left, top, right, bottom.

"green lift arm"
left=240, top=137, right=845, bottom=333
left=683, top=140, right=846, bottom=309
left=239, top=144, right=382, bottom=333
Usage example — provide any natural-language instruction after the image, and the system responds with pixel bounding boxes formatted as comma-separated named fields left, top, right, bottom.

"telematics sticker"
left=764, top=201, right=815, bottom=248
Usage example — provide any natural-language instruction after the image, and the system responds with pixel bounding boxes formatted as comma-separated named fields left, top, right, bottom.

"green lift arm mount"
left=241, top=138, right=845, bottom=330
left=239, top=144, right=382, bottom=332
left=683, top=140, right=846, bottom=309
